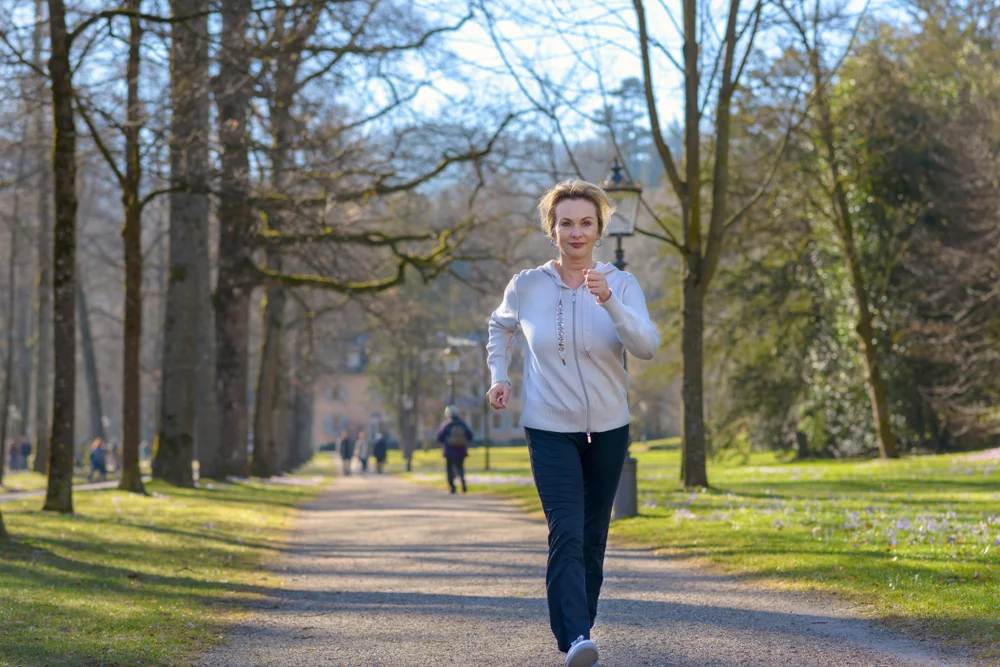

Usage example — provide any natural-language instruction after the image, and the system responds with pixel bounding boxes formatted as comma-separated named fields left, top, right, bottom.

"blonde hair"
left=537, top=180, right=615, bottom=240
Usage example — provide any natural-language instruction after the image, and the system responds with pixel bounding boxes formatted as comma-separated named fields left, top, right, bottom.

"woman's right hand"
left=487, top=381, right=511, bottom=410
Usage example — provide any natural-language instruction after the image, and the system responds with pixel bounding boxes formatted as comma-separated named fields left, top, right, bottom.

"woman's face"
left=552, top=198, right=600, bottom=262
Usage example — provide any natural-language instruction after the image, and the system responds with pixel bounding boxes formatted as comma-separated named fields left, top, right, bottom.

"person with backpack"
left=88, top=437, right=107, bottom=482
left=436, top=406, right=472, bottom=494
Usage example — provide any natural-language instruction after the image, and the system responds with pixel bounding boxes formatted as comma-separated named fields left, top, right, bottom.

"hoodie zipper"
left=571, top=288, right=592, bottom=443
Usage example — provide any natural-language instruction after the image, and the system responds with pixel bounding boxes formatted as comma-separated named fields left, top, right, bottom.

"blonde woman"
left=486, top=180, right=660, bottom=667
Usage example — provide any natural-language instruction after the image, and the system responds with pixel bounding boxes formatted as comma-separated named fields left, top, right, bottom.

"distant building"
left=310, top=334, right=527, bottom=449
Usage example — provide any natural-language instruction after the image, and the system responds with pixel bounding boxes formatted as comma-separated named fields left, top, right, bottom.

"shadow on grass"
left=706, top=481, right=999, bottom=503
left=0, top=534, right=290, bottom=666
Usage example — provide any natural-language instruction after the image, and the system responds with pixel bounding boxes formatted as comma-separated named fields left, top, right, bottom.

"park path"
left=199, top=474, right=974, bottom=667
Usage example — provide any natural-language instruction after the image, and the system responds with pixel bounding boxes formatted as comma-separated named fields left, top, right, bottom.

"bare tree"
left=480, top=0, right=773, bottom=486
left=118, top=0, right=146, bottom=491
left=76, top=277, right=105, bottom=441
left=153, top=0, right=211, bottom=486
left=212, top=0, right=255, bottom=478
left=0, top=194, right=18, bottom=485
left=31, top=0, right=52, bottom=475
left=43, top=0, right=80, bottom=514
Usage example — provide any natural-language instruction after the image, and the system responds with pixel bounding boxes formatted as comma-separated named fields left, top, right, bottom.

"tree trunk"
left=193, top=241, right=220, bottom=480
left=153, top=0, right=210, bottom=487
left=287, top=324, right=314, bottom=470
left=32, top=0, right=52, bottom=474
left=147, top=232, right=168, bottom=442
left=679, top=0, right=709, bottom=488
left=17, top=284, right=35, bottom=443
left=76, top=279, right=105, bottom=442
left=681, top=263, right=709, bottom=487
left=215, top=284, right=251, bottom=478
left=251, top=285, right=286, bottom=477
left=183, top=0, right=219, bottom=483
left=1, top=224, right=17, bottom=485
left=214, top=0, right=254, bottom=478
left=43, top=0, right=78, bottom=514
left=285, top=319, right=314, bottom=471
left=811, top=57, right=899, bottom=460
left=118, top=0, right=145, bottom=494
left=251, top=51, right=296, bottom=479
left=0, top=509, right=6, bottom=539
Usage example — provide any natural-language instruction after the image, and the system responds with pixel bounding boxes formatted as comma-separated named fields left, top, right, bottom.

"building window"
left=492, top=412, right=502, bottom=429
left=324, top=386, right=334, bottom=401
left=512, top=411, right=520, bottom=427
left=323, top=414, right=336, bottom=435
left=471, top=413, right=482, bottom=432
left=347, top=349, right=362, bottom=372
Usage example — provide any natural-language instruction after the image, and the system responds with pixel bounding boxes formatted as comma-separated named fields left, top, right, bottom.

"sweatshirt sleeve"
left=600, top=273, right=660, bottom=360
left=486, top=274, right=520, bottom=385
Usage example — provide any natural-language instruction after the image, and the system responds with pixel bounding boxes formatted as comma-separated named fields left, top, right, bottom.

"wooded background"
left=0, top=0, right=997, bottom=533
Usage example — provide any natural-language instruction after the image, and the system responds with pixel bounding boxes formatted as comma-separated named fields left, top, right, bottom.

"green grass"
left=0, top=455, right=334, bottom=667
left=2, top=470, right=98, bottom=493
left=2, top=462, right=154, bottom=493
left=405, top=441, right=1000, bottom=659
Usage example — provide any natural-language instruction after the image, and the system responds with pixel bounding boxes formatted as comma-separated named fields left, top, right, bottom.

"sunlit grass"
left=2, top=461, right=154, bottom=493
left=0, top=455, right=334, bottom=667
left=406, top=440, right=1000, bottom=659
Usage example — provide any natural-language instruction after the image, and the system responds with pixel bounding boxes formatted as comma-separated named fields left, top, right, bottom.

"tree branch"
left=634, top=0, right=686, bottom=202
left=74, top=92, right=126, bottom=187
left=257, top=227, right=439, bottom=248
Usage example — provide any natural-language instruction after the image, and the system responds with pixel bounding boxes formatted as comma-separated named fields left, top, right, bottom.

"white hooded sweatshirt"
left=487, top=260, right=660, bottom=436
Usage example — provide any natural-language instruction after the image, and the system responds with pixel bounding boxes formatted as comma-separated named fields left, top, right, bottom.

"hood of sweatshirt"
left=539, top=260, right=619, bottom=365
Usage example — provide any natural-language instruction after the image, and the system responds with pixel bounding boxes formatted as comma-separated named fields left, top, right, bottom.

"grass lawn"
left=2, top=470, right=100, bottom=493
left=0, top=455, right=334, bottom=667
left=404, top=441, right=1000, bottom=660
left=2, top=462, right=154, bottom=493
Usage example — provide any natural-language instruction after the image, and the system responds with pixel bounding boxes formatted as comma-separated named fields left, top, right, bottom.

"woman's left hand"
left=583, top=268, right=612, bottom=304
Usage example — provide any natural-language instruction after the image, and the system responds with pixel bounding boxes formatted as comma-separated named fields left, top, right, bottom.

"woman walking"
left=356, top=431, right=370, bottom=475
left=486, top=180, right=660, bottom=667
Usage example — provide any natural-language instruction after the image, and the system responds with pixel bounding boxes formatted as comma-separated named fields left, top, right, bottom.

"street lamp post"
left=602, top=155, right=643, bottom=520
left=443, top=347, right=461, bottom=406
left=401, top=393, right=415, bottom=472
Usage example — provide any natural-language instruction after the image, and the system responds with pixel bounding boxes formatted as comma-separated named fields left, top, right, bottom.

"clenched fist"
left=583, top=268, right=612, bottom=304
left=487, top=381, right=511, bottom=410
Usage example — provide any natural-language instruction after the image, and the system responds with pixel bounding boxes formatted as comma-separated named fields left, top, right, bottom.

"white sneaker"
left=566, top=635, right=599, bottom=667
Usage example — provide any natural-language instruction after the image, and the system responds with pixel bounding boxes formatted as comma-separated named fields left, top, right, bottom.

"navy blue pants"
left=525, top=424, right=630, bottom=652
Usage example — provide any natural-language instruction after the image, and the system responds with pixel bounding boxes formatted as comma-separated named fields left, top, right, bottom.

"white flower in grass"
left=674, top=508, right=696, bottom=520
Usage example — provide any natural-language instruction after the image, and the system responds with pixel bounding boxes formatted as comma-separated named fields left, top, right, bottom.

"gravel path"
left=199, top=474, right=974, bottom=667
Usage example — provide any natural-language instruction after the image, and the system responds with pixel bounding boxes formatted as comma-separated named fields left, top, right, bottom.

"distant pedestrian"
left=356, top=431, right=370, bottom=475
left=436, top=406, right=472, bottom=494
left=372, top=432, right=388, bottom=474
left=486, top=180, right=660, bottom=666
left=88, top=438, right=108, bottom=482
left=20, top=439, right=31, bottom=470
left=338, top=430, right=354, bottom=476
left=7, top=441, right=18, bottom=472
